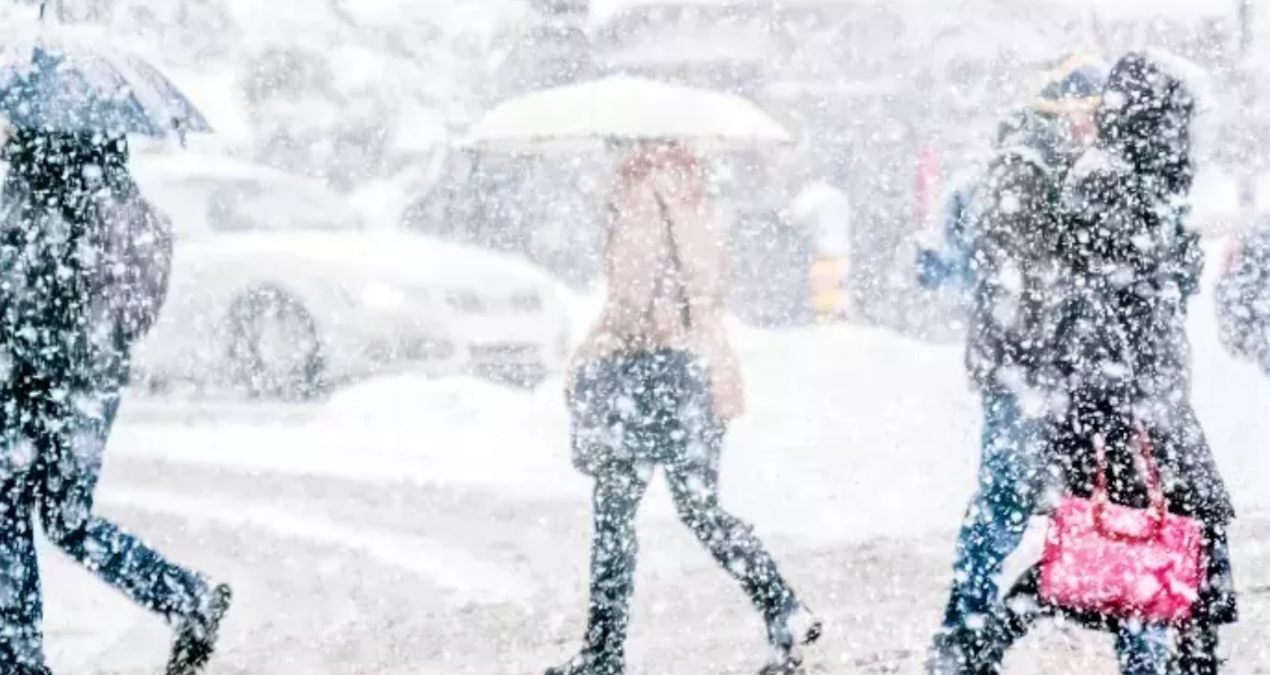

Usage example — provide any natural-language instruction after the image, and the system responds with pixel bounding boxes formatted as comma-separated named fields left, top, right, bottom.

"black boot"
left=166, top=583, right=233, bottom=675
left=544, top=651, right=622, bottom=675
left=926, top=621, right=1008, bottom=675
left=1176, top=621, right=1222, bottom=675
left=761, top=602, right=823, bottom=674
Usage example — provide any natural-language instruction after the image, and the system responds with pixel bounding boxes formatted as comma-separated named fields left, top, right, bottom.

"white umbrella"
left=461, top=75, right=792, bottom=152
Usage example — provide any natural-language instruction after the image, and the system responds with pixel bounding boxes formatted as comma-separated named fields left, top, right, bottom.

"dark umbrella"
left=0, top=27, right=212, bottom=139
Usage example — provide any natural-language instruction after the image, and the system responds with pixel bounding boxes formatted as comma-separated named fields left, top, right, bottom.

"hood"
left=1096, top=51, right=1196, bottom=196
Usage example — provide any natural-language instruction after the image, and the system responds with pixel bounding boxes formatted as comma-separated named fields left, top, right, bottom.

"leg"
left=942, top=566, right=1053, bottom=675
left=1113, top=624, right=1171, bottom=675
left=35, top=389, right=209, bottom=622
left=943, top=392, right=1041, bottom=628
left=1175, top=619, right=1220, bottom=675
left=579, top=462, right=651, bottom=674
left=0, top=457, right=44, bottom=670
left=1176, top=527, right=1233, bottom=675
left=663, top=422, right=796, bottom=628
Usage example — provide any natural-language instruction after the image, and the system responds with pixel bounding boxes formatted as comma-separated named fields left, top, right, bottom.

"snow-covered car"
left=129, top=152, right=571, bottom=398
left=1216, top=217, right=1270, bottom=375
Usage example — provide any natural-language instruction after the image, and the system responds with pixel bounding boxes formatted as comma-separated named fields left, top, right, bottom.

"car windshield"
left=142, top=174, right=364, bottom=236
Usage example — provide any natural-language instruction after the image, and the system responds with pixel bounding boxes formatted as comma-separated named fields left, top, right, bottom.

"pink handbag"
left=1039, top=424, right=1206, bottom=623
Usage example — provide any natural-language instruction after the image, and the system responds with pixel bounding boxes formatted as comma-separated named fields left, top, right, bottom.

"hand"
left=914, top=226, right=945, bottom=251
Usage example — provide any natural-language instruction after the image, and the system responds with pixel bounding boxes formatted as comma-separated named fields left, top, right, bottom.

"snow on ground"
left=34, top=235, right=1270, bottom=673
left=106, top=237, right=1270, bottom=545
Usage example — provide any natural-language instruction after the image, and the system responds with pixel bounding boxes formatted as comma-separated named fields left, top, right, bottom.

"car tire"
left=227, top=286, right=326, bottom=401
left=479, top=364, right=547, bottom=391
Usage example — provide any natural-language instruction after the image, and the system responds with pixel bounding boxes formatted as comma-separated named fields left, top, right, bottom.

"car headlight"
left=361, top=281, right=409, bottom=312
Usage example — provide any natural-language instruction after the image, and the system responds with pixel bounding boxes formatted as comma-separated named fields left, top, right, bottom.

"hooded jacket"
left=1049, top=52, right=1232, bottom=526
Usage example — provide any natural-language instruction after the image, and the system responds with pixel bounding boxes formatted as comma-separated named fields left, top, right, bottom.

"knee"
left=673, top=494, right=707, bottom=533
left=671, top=488, right=733, bottom=542
left=970, top=478, right=1034, bottom=529
left=39, top=501, right=89, bottom=552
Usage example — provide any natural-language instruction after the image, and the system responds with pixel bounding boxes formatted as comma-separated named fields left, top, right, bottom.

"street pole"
left=1238, top=0, right=1256, bottom=220
left=1241, top=0, right=1253, bottom=54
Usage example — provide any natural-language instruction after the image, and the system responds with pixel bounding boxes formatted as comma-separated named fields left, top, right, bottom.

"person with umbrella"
left=546, top=142, right=820, bottom=675
left=0, top=43, right=230, bottom=675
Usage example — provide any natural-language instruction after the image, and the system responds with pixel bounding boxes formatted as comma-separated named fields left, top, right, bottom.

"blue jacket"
left=917, top=181, right=979, bottom=293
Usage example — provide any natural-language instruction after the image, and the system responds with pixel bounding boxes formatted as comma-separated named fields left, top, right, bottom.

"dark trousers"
left=983, top=528, right=1234, bottom=675
left=981, top=568, right=1170, bottom=675
left=0, top=386, right=208, bottom=668
left=942, top=391, right=1042, bottom=628
left=571, top=351, right=797, bottom=672
left=583, top=435, right=797, bottom=671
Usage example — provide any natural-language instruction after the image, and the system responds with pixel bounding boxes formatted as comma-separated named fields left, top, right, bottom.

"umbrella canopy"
left=0, top=28, right=212, bottom=138
left=462, top=75, right=792, bottom=152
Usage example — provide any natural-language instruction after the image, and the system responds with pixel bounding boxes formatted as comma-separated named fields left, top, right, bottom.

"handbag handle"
left=1092, top=422, right=1168, bottom=542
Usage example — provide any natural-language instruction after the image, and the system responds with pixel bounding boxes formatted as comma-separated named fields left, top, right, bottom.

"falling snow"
left=0, top=1, right=1267, bottom=675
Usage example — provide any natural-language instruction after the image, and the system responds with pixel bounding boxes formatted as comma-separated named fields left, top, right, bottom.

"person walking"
left=916, top=174, right=980, bottom=299
left=0, top=125, right=232, bottom=675
left=545, top=143, right=820, bottom=675
left=962, top=50, right=1238, bottom=675
left=926, top=53, right=1111, bottom=674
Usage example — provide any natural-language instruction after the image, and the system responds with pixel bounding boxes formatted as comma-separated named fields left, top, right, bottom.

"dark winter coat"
left=964, top=111, right=1071, bottom=394
left=1045, top=52, right=1233, bottom=527
left=0, top=128, right=173, bottom=392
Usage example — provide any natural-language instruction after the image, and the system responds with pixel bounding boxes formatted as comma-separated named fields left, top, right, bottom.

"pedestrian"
left=965, top=50, right=1238, bottom=675
left=916, top=175, right=980, bottom=298
left=0, top=124, right=232, bottom=675
left=926, top=53, right=1111, bottom=674
left=545, top=142, right=820, bottom=675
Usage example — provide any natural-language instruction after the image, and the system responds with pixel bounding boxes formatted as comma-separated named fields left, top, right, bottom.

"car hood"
left=182, top=231, right=567, bottom=293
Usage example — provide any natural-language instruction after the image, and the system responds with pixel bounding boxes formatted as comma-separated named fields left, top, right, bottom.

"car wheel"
left=479, top=364, right=547, bottom=391
left=227, top=286, right=326, bottom=401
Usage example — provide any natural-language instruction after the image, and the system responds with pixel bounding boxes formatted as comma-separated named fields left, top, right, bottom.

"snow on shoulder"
left=1067, top=148, right=1128, bottom=184
left=1140, top=48, right=1218, bottom=116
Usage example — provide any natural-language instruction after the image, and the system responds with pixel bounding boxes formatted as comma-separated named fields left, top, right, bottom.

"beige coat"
left=568, top=164, right=745, bottom=420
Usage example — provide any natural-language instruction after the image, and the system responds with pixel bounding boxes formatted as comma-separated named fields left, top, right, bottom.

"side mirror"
left=172, top=118, right=187, bottom=148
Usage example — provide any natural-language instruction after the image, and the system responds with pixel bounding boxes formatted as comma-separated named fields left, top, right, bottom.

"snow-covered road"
left=40, top=265, right=1270, bottom=674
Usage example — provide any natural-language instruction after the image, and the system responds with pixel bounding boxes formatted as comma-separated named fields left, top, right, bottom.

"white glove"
left=913, top=226, right=946, bottom=252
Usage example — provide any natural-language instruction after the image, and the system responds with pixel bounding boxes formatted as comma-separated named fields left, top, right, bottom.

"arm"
left=599, top=187, right=662, bottom=335
left=665, top=200, right=727, bottom=325
left=664, top=195, right=745, bottom=419
left=966, top=157, right=1055, bottom=390
left=119, top=190, right=174, bottom=343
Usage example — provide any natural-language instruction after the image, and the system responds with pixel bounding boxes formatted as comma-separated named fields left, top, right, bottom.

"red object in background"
left=1219, top=231, right=1249, bottom=275
left=915, top=146, right=939, bottom=231
left=1040, top=426, right=1206, bottom=623
left=1221, top=233, right=1245, bottom=275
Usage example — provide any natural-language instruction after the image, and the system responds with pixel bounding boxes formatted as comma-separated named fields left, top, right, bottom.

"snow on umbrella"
left=461, top=75, right=792, bottom=152
left=0, top=29, right=212, bottom=138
